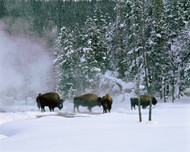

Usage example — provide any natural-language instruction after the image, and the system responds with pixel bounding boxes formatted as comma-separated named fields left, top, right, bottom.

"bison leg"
left=131, top=104, right=136, bottom=110
left=40, top=104, right=46, bottom=112
left=49, top=106, right=54, bottom=112
left=103, top=106, right=108, bottom=113
left=108, top=106, right=111, bottom=113
left=102, top=102, right=108, bottom=113
left=77, top=106, right=80, bottom=112
left=41, top=107, right=45, bottom=112
left=108, top=108, right=111, bottom=113
left=102, top=102, right=109, bottom=113
left=73, top=105, right=76, bottom=112
left=104, top=108, right=107, bottom=113
left=88, top=107, right=92, bottom=112
left=73, top=105, right=80, bottom=112
left=102, top=107, right=106, bottom=113
left=142, top=105, right=148, bottom=109
left=131, top=102, right=136, bottom=110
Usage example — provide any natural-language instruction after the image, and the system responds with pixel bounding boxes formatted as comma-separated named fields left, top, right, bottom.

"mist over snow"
left=0, top=22, right=54, bottom=105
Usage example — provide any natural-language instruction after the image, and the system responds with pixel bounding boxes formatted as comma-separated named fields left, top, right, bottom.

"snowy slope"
left=0, top=97, right=190, bottom=152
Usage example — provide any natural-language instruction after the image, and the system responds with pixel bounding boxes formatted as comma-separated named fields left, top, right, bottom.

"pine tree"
left=73, top=16, right=109, bottom=92
left=93, top=4, right=111, bottom=70
left=125, top=0, right=149, bottom=94
left=170, top=20, right=190, bottom=99
left=163, top=0, right=188, bottom=101
left=165, top=0, right=185, bottom=40
left=109, top=0, right=128, bottom=79
left=54, top=26, right=80, bottom=98
left=83, top=16, right=108, bottom=72
left=0, top=0, right=6, bottom=18
left=147, top=0, right=170, bottom=99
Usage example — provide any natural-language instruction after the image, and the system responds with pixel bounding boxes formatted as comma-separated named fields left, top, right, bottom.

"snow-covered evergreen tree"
left=83, top=16, right=108, bottom=72
left=52, top=0, right=189, bottom=100
left=54, top=27, right=80, bottom=98
left=162, top=0, right=188, bottom=101
left=109, top=0, right=129, bottom=79
left=125, top=0, right=149, bottom=94
left=170, top=19, right=190, bottom=99
left=148, top=0, right=170, bottom=98
left=165, top=0, right=185, bottom=40
left=77, top=16, right=108, bottom=91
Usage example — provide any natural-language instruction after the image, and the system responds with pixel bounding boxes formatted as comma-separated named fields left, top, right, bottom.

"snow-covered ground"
left=0, top=96, right=190, bottom=152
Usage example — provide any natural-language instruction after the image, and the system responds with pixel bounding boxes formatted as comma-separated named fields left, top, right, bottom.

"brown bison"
left=36, top=92, right=64, bottom=112
left=73, top=93, right=102, bottom=112
left=130, top=95, right=157, bottom=110
left=100, top=94, right=113, bottom=113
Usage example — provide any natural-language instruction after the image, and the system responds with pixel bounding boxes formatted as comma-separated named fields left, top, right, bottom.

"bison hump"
left=75, top=93, right=98, bottom=102
left=103, top=94, right=112, bottom=102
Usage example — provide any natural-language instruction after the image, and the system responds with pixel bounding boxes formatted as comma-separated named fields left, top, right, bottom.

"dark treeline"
left=0, top=0, right=115, bottom=45
left=0, top=0, right=189, bottom=102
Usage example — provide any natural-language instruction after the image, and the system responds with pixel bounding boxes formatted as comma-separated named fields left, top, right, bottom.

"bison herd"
left=36, top=92, right=157, bottom=113
left=36, top=92, right=113, bottom=113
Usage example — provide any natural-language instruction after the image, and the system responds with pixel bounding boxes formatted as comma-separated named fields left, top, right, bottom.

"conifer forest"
left=0, top=0, right=189, bottom=102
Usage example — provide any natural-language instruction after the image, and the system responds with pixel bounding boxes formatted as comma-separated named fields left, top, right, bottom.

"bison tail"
left=37, top=101, right=41, bottom=109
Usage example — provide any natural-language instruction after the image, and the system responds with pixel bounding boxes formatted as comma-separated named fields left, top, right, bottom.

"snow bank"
left=0, top=97, right=190, bottom=152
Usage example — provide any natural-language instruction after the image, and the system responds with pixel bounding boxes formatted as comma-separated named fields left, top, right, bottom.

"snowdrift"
left=0, top=97, right=190, bottom=152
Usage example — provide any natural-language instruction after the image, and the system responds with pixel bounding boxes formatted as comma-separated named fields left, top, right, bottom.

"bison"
left=130, top=97, right=139, bottom=110
left=36, top=92, right=64, bottom=112
left=130, top=95, right=157, bottom=110
left=73, top=93, right=102, bottom=112
left=99, top=94, right=113, bottom=113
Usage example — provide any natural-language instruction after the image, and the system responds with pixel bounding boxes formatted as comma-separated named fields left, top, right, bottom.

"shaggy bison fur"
left=100, top=94, right=113, bottom=113
left=130, top=95, right=157, bottom=110
left=73, top=93, right=102, bottom=112
left=36, top=92, right=64, bottom=112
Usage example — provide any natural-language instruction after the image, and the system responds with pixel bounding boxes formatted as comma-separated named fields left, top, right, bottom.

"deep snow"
left=0, top=96, right=190, bottom=152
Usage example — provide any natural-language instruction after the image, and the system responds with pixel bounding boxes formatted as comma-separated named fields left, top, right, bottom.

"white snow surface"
left=0, top=96, right=190, bottom=152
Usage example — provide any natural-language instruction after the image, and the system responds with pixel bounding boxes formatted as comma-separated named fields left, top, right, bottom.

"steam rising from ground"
left=0, top=22, right=54, bottom=105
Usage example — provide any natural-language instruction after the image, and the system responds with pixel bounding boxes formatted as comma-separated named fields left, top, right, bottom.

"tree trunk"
left=137, top=65, right=142, bottom=122
left=145, top=48, right=153, bottom=121
left=164, top=85, right=167, bottom=103
left=171, top=77, right=175, bottom=103
left=138, top=98, right=142, bottom=122
left=149, top=97, right=152, bottom=121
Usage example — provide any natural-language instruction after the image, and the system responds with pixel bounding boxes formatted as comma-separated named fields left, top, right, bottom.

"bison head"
left=152, top=97, right=158, bottom=105
left=57, top=99, right=64, bottom=110
left=58, top=102, right=63, bottom=110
